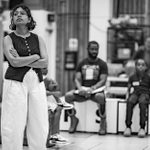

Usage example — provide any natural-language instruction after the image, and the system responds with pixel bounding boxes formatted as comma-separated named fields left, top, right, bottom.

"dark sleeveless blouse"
left=5, top=32, right=43, bottom=82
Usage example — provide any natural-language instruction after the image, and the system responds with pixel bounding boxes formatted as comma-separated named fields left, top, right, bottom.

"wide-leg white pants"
left=1, top=69, right=48, bottom=150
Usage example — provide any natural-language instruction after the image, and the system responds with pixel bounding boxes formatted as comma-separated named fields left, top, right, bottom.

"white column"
left=89, top=0, right=112, bottom=61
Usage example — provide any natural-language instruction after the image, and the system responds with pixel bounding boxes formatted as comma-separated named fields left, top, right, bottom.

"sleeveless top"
left=5, top=32, right=43, bottom=82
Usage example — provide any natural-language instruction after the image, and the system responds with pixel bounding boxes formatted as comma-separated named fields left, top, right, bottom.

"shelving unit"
left=106, top=76, right=128, bottom=99
left=107, top=26, right=144, bottom=64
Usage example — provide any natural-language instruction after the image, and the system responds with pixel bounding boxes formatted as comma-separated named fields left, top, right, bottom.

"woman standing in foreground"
left=2, top=4, right=49, bottom=150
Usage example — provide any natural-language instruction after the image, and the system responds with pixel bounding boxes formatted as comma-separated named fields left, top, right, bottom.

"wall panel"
left=55, top=0, right=90, bottom=94
left=113, top=0, right=150, bottom=37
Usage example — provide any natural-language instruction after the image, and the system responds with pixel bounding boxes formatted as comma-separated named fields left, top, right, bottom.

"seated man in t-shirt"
left=65, top=41, right=108, bottom=135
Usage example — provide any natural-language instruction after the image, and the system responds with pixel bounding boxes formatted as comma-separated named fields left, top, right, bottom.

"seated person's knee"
left=65, top=91, right=74, bottom=103
left=95, top=93, right=105, bottom=104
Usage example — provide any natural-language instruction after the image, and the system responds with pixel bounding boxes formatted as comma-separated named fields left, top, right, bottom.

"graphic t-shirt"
left=76, top=58, right=108, bottom=87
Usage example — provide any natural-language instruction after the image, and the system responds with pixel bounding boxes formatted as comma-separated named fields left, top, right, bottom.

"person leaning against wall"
left=65, top=41, right=108, bottom=135
left=2, top=4, right=49, bottom=150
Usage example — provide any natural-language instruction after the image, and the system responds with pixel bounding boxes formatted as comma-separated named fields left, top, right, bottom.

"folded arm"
left=27, top=36, right=48, bottom=68
left=3, top=35, right=40, bottom=67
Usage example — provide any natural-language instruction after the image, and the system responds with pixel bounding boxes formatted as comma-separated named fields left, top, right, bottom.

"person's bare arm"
left=75, top=72, right=90, bottom=97
left=46, top=91, right=61, bottom=97
left=126, top=80, right=132, bottom=100
left=3, top=35, right=40, bottom=67
left=27, top=36, right=48, bottom=68
left=75, top=72, right=83, bottom=90
left=91, top=74, right=107, bottom=90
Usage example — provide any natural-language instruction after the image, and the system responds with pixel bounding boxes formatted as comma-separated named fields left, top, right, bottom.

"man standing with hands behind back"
left=65, top=41, right=108, bottom=135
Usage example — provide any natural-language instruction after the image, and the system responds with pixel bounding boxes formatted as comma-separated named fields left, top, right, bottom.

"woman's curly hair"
left=9, top=4, right=36, bottom=31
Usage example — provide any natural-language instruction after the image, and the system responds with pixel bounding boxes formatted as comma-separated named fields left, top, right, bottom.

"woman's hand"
left=34, top=54, right=40, bottom=60
left=9, top=48, right=19, bottom=57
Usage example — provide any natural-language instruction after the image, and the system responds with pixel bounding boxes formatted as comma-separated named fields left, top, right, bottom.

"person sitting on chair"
left=124, top=58, right=150, bottom=138
left=65, top=41, right=108, bottom=135
left=41, top=68, right=73, bottom=147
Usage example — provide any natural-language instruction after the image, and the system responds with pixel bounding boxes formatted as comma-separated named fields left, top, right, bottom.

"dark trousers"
left=65, top=90, right=106, bottom=116
left=125, top=93, right=149, bottom=129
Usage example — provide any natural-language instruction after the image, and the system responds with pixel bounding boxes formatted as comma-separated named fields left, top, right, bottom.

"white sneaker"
left=57, top=102, right=74, bottom=110
left=138, top=128, right=146, bottom=138
left=51, top=134, right=68, bottom=143
left=63, top=102, right=74, bottom=110
left=124, top=128, right=131, bottom=137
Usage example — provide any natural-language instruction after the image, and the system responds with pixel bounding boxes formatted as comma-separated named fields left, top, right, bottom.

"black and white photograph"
left=0, top=0, right=150, bottom=150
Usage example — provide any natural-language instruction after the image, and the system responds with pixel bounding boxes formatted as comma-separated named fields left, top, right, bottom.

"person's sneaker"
left=46, top=139, right=56, bottom=148
left=57, top=102, right=74, bottom=110
left=124, top=128, right=131, bottom=137
left=138, top=128, right=146, bottom=138
left=51, top=134, right=68, bottom=143
left=69, top=116, right=79, bottom=133
left=99, top=118, right=107, bottom=135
